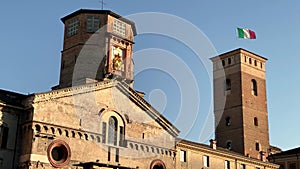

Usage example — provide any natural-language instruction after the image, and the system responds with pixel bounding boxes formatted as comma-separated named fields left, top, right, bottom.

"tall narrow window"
left=115, top=148, right=119, bottom=162
left=108, top=147, right=111, bottom=161
left=225, top=79, right=231, bottom=91
left=67, top=18, right=79, bottom=37
left=119, top=126, right=124, bottom=146
left=225, top=79, right=231, bottom=95
left=203, top=155, right=210, bottom=167
left=251, top=79, right=258, bottom=96
left=108, top=116, right=118, bottom=145
left=102, top=122, right=107, bottom=143
left=255, top=142, right=260, bottom=151
left=86, top=16, right=100, bottom=33
left=225, top=117, right=231, bottom=126
left=71, top=131, right=76, bottom=138
left=254, top=117, right=258, bottom=126
left=225, top=160, right=230, bottom=169
left=0, top=126, right=9, bottom=149
left=240, top=164, right=246, bottom=169
left=180, top=150, right=186, bottom=162
left=226, top=141, right=232, bottom=150
left=228, top=58, right=231, bottom=64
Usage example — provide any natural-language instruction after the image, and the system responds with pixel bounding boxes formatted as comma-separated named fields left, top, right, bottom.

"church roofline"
left=61, top=9, right=137, bottom=36
left=210, top=48, right=268, bottom=62
left=117, top=81, right=180, bottom=136
left=0, top=89, right=27, bottom=109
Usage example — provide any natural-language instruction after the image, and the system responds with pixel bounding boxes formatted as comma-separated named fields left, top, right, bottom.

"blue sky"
left=1, top=1, right=299, bottom=150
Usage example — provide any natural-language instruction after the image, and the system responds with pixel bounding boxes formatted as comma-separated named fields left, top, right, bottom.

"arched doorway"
left=150, top=159, right=166, bottom=169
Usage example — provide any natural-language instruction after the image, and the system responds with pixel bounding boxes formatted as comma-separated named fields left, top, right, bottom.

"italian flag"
left=237, top=28, right=256, bottom=39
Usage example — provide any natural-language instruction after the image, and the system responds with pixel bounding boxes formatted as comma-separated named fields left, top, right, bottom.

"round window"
left=47, top=140, right=71, bottom=168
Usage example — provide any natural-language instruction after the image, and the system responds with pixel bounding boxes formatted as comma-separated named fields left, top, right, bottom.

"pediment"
left=26, top=80, right=179, bottom=137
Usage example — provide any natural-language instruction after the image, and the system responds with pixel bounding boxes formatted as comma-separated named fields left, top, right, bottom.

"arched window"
left=51, top=127, right=55, bottom=134
left=71, top=131, right=75, bottom=138
left=108, top=116, right=118, bottom=145
left=135, top=144, right=139, bottom=150
left=226, top=141, right=232, bottom=150
left=78, top=132, right=82, bottom=139
left=57, top=128, right=62, bottom=135
left=225, top=117, right=231, bottom=126
left=35, top=124, right=41, bottom=133
left=102, top=112, right=125, bottom=146
left=225, top=79, right=231, bottom=91
left=254, top=117, right=258, bottom=126
left=222, top=60, right=225, bottom=66
left=251, top=79, right=258, bottom=96
left=65, top=130, right=69, bottom=137
left=43, top=126, right=48, bottom=132
left=96, top=136, right=101, bottom=143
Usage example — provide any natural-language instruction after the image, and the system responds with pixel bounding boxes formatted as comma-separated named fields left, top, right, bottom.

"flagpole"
left=235, top=27, right=239, bottom=49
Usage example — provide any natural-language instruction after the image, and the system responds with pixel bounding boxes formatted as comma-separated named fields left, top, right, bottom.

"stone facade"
left=17, top=80, right=178, bottom=169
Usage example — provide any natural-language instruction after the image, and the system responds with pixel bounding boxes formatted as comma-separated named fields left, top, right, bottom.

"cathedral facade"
left=0, top=9, right=279, bottom=169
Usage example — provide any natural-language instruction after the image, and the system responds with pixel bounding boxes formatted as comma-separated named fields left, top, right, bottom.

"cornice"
left=210, top=48, right=268, bottom=62
left=28, top=80, right=115, bottom=104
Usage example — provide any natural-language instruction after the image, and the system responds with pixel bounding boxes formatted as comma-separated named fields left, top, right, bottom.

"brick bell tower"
left=210, top=48, right=270, bottom=160
left=57, top=9, right=136, bottom=89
